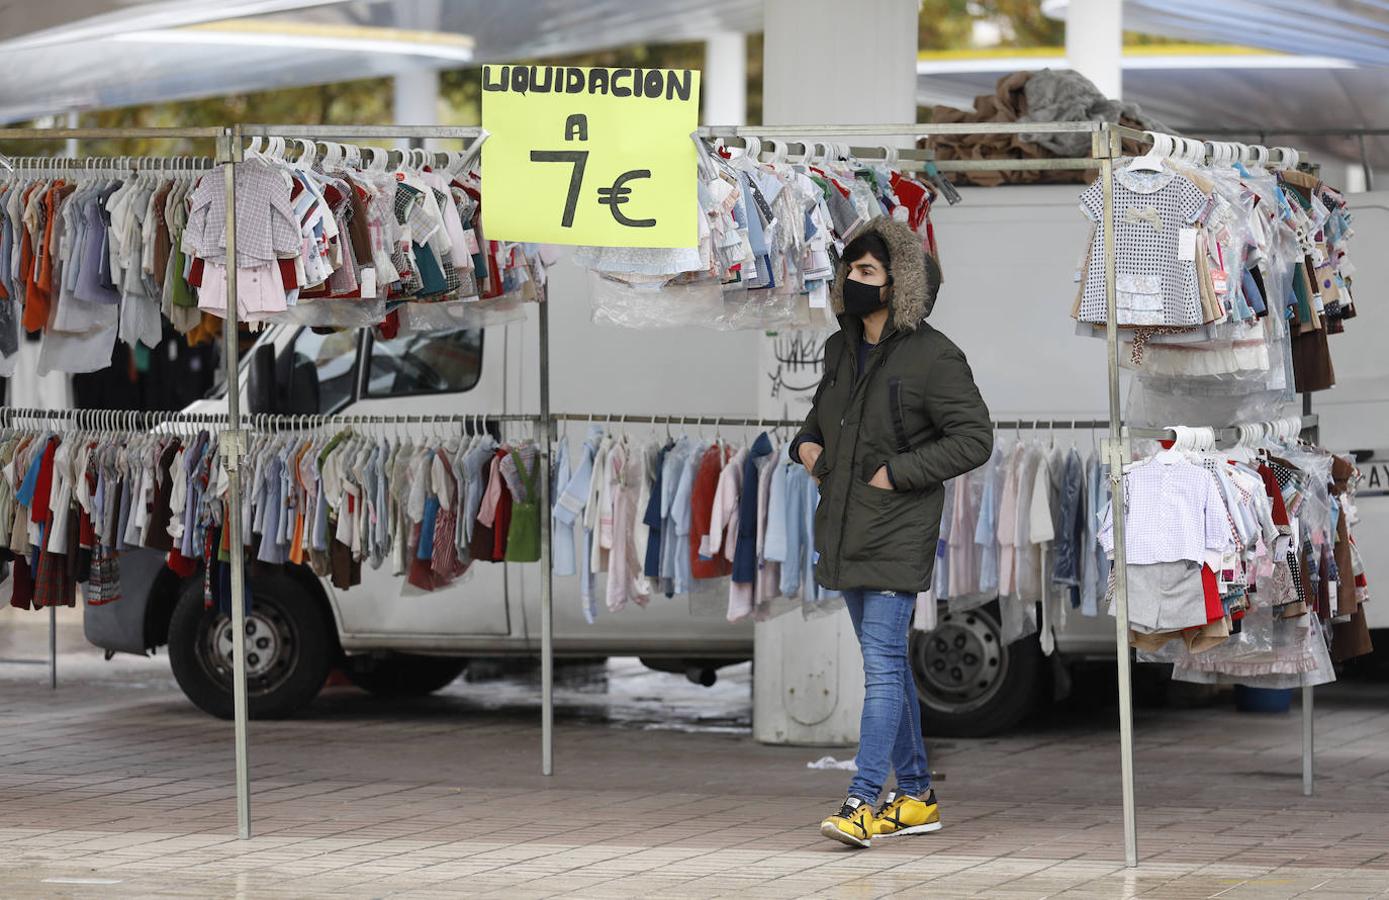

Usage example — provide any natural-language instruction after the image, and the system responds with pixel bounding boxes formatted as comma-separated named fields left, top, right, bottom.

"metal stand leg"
left=539, top=295, right=554, bottom=777
left=1097, top=125, right=1139, bottom=868
left=1302, top=685, right=1314, bottom=797
left=221, top=128, right=253, bottom=840
left=49, top=604, right=56, bottom=690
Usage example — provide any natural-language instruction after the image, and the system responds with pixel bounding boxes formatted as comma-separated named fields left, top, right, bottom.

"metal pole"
left=1302, top=390, right=1316, bottom=798
left=221, top=126, right=253, bottom=840
left=538, top=296, right=554, bottom=776
left=1098, top=124, right=1139, bottom=868
left=48, top=604, right=56, bottom=690
left=1302, top=685, right=1314, bottom=796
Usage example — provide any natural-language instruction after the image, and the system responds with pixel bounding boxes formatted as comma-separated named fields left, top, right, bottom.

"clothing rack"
left=1, top=405, right=541, bottom=703
left=0, top=119, right=1321, bottom=866
left=0, top=408, right=541, bottom=426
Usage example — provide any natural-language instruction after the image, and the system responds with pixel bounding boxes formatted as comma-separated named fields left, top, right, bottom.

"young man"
left=791, top=216, right=993, bottom=848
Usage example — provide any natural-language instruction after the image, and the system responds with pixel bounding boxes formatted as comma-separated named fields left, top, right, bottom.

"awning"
left=0, top=0, right=761, bottom=123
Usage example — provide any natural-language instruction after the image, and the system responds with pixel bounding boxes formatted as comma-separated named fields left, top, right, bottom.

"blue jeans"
left=844, top=590, right=930, bottom=804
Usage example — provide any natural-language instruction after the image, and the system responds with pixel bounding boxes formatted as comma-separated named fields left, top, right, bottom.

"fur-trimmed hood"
left=829, top=215, right=940, bottom=331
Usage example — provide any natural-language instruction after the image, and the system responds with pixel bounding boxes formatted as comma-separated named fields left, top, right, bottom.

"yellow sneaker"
left=820, top=797, right=875, bottom=848
left=872, top=790, right=942, bottom=838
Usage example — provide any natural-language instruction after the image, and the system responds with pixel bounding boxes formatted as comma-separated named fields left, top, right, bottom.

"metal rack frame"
left=0, top=119, right=1327, bottom=867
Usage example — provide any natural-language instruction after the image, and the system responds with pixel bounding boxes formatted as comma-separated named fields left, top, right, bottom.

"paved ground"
left=3, top=608, right=1389, bottom=898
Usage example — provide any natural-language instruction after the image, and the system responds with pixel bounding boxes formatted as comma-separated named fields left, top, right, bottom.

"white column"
left=703, top=32, right=748, bottom=126
left=393, top=68, right=440, bottom=150
left=1063, top=0, right=1123, bottom=99
left=64, top=110, right=78, bottom=162
left=1345, top=160, right=1369, bottom=194
left=753, top=0, right=918, bottom=747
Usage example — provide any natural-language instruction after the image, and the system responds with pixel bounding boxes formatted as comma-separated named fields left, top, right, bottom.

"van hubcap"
left=198, top=602, right=298, bottom=696
left=911, top=610, right=1008, bottom=715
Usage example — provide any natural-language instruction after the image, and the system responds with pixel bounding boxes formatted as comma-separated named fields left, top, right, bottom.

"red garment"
left=1257, top=464, right=1290, bottom=527
left=18, top=183, right=41, bottom=332
left=30, top=437, right=60, bottom=527
left=888, top=172, right=931, bottom=230
left=690, top=445, right=733, bottom=580
left=278, top=257, right=299, bottom=290
left=1201, top=564, right=1224, bottom=623
left=166, top=549, right=199, bottom=578
left=407, top=524, right=441, bottom=591
left=78, top=507, right=95, bottom=550
left=9, top=557, right=34, bottom=610
left=466, top=457, right=498, bottom=562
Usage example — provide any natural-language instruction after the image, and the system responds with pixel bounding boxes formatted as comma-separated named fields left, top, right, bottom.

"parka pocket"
left=887, top=376, right=911, bottom=454
left=840, top=480, right=932, bottom=563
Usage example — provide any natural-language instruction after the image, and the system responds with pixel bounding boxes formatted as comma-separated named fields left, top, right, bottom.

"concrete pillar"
left=703, top=32, right=747, bottom=126
left=753, top=0, right=919, bottom=747
left=1063, top=0, right=1122, bottom=99
left=1345, top=162, right=1368, bottom=194
left=393, top=68, right=440, bottom=150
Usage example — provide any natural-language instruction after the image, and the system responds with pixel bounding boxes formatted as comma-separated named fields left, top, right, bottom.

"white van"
left=84, top=185, right=1387, bottom=735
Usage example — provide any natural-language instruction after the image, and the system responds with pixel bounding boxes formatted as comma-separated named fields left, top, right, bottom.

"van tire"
left=910, top=604, right=1045, bottom=737
left=345, top=655, right=468, bottom=697
left=168, top=573, right=333, bottom=720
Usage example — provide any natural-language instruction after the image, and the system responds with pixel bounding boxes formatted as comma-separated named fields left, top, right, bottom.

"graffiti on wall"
left=766, top=331, right=828, bottom=408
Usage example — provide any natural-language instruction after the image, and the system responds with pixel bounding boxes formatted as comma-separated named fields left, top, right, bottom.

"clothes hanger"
left=1154, top=425, right=1187, bottom=464
left=785, top=139, right=812, bottom=166
left=741, top=135, right=763, bottom=166
left=1129, top=131, right=1168, bottom=173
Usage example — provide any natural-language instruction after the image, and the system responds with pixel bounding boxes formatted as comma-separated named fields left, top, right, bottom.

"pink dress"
left=606, top=439, right=650, bottom=612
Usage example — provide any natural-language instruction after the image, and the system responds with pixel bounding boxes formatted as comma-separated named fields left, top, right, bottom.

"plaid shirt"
left=184, top=159, right=300, bottom=266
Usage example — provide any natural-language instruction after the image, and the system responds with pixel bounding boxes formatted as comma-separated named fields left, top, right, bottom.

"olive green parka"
left=793, top=215, right=993, bottom=593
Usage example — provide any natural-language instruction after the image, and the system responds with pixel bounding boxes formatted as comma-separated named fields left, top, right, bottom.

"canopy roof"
left=0, top=0, right=761, bottom=122
left=917, top=46, right=1388, bottom=169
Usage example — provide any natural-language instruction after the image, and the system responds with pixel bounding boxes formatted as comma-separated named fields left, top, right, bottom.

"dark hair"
left=841, top=232, right=891, bottom=273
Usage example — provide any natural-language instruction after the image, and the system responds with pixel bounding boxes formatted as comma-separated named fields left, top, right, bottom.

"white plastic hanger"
left=1129, top=131, right=1169, bottom=173
left=741, top=135, right=763, bottom=165
left=1154, top=424, right=1188, bottom=463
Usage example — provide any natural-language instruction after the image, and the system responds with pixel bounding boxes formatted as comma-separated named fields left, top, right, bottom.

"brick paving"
left=3, top=609, right=1389, bottom=898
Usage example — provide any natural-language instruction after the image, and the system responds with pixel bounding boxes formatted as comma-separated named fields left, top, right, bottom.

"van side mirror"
left=248, top=344, right=276, bottom=415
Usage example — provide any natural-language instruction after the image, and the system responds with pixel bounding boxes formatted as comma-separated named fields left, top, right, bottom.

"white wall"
left=928, top=184, right=1109, bottom=420
left=510, top=255, right=763, bottom=419
left=1311, top=191, right=1389, bottom=453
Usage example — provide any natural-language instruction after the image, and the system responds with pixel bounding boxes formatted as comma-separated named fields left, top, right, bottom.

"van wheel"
left=167, top=573, right=333, bottom=720
left=910, top=604, right=1045, bottom=737
left=345, top=655, right=468, bottom=697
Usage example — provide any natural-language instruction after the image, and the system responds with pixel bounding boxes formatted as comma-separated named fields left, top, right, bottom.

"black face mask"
left=842, top=276, right=887, bottom=317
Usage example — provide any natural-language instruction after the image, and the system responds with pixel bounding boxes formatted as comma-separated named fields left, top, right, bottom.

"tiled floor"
left=3, top=609, right=1389, bottom=898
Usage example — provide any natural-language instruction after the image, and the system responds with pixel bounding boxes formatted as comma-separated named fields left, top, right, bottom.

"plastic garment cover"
left=584, top=142, right=938, bottom=331
left=395, top=297, right=525, bottom=332
left=999, top=592, right=1039, bottom=645
left=1161, top=609, right=1336, bottom=689
left=280, top=298, right=386, bottom=329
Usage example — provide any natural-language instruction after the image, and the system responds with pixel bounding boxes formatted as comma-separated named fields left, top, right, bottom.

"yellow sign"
left=480, top=64, right=701, bottom=248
